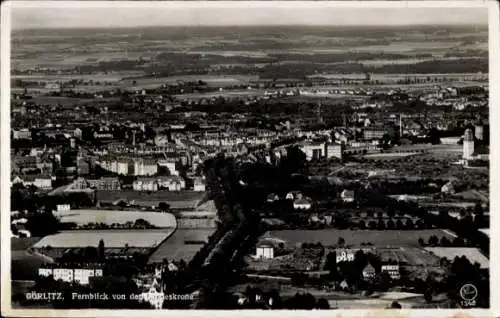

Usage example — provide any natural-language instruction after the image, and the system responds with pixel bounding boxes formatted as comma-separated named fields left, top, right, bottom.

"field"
left=148, top=228, right=216, bottom=263
left=425, top=247, right=489, bottom=268
left=122, top=75, right=257, bottom=88
left=29, top=96, right=120, bottom=106
left=377, top=247, right=440, bottom=266
left=32, top=229, right=174, bottom=249
left=363, top=152, right=418, bottom=160
left=264, top=230, right=456, bottom=248
left=479, top=229, right=489, bottom=237
left=96, top=190, right=206, bottom=209
left=54, top=209, right=177, bottom=228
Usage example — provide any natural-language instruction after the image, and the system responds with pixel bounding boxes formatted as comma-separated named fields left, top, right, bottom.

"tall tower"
left=132, top=130, right=137, bottom=147
left=317, top=102, right=323, bottom=124
left=474, top=124, right=484, bottom=141
left=399, top=114, right=403, bottom=137
left=463, top=128, right=475, bottom=159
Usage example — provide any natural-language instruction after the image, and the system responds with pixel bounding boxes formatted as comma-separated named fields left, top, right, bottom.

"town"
left=9, top=15, right=490, bottom=310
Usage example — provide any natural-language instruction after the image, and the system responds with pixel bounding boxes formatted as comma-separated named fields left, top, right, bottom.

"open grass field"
left=96, top=190, right=206, bottom=209
left=479, top=229, right=489, bottom=237
left=425, top=247, right=489, bottom=268
left=29, top=96, right=120, bottom=106
left=363, top=152, right=419, bottom=160
left=55, top=209, right=177, bottom=228
left=148, top=228, right=216, bottom=263
left=264, top=229, right=456, bottom=248
left=32, top=229, right=174, bottom=249
left=377, top=247, right=440, bottom=267
left=121, top=75, right=256, bottom=88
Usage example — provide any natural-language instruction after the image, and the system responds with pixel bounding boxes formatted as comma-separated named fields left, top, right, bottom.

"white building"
left=341, top=190, right=355, bottom=203
left=56, top=204, right=71, bottom=213
left=133, top=178, right=159, bottom=192
left=463, top=128, right=475, bottom=159
left=12, top=128, right=32, bottom=140
left=134, top=159, right=158, bottom=176
left=381, top=265, right=401, bottom=280
left=193, top=177, right=206, bottom=192
left=38, top=267, right=104, bottom=285
left=256, top=245, right=274, bottom=259
left=336, top=248, right=355, bottom=263
left=293, top=197, right=312, bottom=210
left=300, top=141, right=326, bottom=161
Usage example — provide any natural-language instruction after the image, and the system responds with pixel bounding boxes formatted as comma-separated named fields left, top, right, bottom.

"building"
left=133, top=178, right=159, bottom=192
left=56, top=204, right=71, bottom=213
left=157, top=176, right=186, bottom=191
left=256, top=245, right=274, bottom=259
left=158, top=160, right=179, bottom=176
left=12, top=128, right=32, bottom=140
left=463, top=128, right=475, bottom=159
left=87, top=177, right=121, bottom=191
left=362, top=263, right=376, bottom=280
left=38, top=265, right=104, bottom=285
left=267, top=193, right=280, bottom=203
left=193, top=177, right=206, bottom=192
left=474, top=124, right=484, bottom=141
left=336, top=248, right=355, bottom=263
left=341, top=190, right=355, bottom=203
left=134, top=159, right=158, bottom=176
left=300, top=141, right=326, bottom=161
left=440, top=136, right=461, bottom=145
left=363, top=126, right=396, bottom=141
left=381, top=265, right=401, bottom=280
left=23, top=174, right=53, bottom=190
left=325, top=143, right=343, bottom=160
left=293, top=197, right=312, bottom=210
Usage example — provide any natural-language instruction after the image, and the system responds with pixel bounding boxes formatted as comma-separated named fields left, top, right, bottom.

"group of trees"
left=357, top=218, right=422, bottom=230
left=418, top=235, right=467, bottom=247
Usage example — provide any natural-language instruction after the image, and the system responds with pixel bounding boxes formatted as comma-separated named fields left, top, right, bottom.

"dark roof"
left=473, top=145, right=489, bottom=156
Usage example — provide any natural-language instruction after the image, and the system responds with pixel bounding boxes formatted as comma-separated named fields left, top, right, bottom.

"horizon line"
left=12, top=22, right=488, bottom=31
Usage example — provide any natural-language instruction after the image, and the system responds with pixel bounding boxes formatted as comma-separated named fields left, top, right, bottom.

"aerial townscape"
left=9, top=7, right=489, bottom=311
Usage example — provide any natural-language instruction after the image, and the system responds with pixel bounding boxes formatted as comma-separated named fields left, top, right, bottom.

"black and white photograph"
left=1, top=1, right=497, bottom=315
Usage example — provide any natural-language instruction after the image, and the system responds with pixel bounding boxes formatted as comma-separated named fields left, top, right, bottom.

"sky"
left=10, top=3, right=488, bottom=30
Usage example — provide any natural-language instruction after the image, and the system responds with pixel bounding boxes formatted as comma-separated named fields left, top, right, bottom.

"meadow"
left=425, top=247, right=489, bottom=268
left=32, top=229, right=175, bottom=249
left=264, top=229, right=456, bottom=247
left=55, top=209, right=177, bottom=228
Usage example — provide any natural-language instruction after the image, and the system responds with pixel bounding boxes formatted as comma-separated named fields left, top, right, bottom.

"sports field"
left=377, top=247, right=440, bottom=266
left=264, top=229, right=456, bottom=247
left=96, top=190, right=206, bottom=209
left=148, top=228, right=216, bottom=263
left=55, top=209, right=177, bottom=228
left=32, top=229, right=175, bottom=249
left=425, top=247, right=489, bottom=268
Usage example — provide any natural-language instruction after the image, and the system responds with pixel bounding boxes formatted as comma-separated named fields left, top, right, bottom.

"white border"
left=1, top=1, right=497, bottom=317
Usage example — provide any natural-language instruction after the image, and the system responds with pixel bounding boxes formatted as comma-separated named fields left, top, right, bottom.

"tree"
left=440, top=236, right=451, bottom=247
left=428, top=235, right=439, bottom=246
left=158, top=202, right=170, bottom=212
left=337, top=237, right=346, bottom=247
left=387, top=219, right=395, bottom=229
left=418, top=238, right=426, bottom=246
left=98, top=239, right=105, bottom=260
left=391, top=301, right=402, bottom=309
left=377, top=219, right=386, bottom=230
left=405, top=219, right=414, bottom=229
left=424, top=289, right=433, bottom=303
left=396, top=219, right=404, bottom=229
left=369, top=220, right=377, bottom=230
left=316, top=298, right=330, bottom=309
